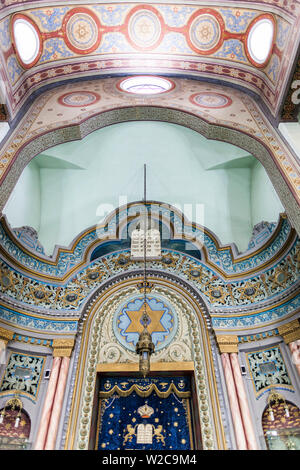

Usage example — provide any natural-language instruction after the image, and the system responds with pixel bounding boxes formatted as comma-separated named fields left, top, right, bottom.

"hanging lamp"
left=136, top=164, right=155, bottom=377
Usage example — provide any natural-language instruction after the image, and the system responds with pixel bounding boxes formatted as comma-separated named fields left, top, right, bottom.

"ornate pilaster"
left=34, top=337, right=75, bottom=450
left=216, top=334, right=258, bottom=449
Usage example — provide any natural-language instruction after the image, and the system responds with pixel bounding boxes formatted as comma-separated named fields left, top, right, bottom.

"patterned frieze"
left=238, top=328, right=279, bottom=344
left=211, top=294, right=300, bottom=329
left=0, top=304, right=78, bottom=333
left=0, top=243, right=300, bottom=313
left=0, top=2, right=297, bottom=118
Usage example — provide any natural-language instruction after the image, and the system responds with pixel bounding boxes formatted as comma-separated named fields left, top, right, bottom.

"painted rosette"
left=63, top=7, right=101, bottom=54
left=245, top=14, right=275, bottom=67
left=190, top=92, right=232, bottom=108
left=11, top=14, right=42, bottom=68
left=187, top=9, right=224, bottom=55
left=126, top=5, right=164, bottom=51
left=117, top=76, right=175, bottom=95
left=57, top=91, right=101, bottom=107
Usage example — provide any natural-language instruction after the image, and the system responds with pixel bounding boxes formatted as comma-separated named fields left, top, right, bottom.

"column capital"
left=0, top=326, right=14, bottom=345
left=278, top=320, right=300, bottom=344
left=216, top=335, right=239, bottom=353
left=52, top=338, right=75, bottom=357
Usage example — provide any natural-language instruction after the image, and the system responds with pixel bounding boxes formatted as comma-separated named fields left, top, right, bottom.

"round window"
left=12, top=16, right=41, bottom=67
left=117, top=76, right=175, bottom=95
left=247, top=17, right=275, bottom=66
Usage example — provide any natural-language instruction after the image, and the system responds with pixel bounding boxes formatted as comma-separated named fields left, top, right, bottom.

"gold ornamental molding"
left=278, top=319, right=300, bottom=344
left=52, top=338, right=75, bottom=357
left=0, top=326, right=14, bottom=345
left=216, top=335, right=239, bottom=354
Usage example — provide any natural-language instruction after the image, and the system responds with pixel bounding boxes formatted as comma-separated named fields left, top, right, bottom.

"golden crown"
left=137, top=403, right=154, bottom=418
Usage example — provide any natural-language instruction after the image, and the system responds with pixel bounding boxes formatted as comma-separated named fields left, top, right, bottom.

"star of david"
left=76, top=23, right=89, bottom=40
left=124, top=302, right=167, bottom=335
left=139, top=21, right=151, bottom=36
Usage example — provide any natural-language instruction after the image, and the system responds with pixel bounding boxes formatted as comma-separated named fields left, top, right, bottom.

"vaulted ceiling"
left=0, top=0, right=300, bottom=121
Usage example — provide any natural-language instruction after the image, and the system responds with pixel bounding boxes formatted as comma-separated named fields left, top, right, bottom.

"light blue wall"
left=3, top=122, right=284, bottom=255
left=4, top=159, right=41, bottom=231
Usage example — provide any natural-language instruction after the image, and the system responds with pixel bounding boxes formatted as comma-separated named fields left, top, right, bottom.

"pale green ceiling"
left=4, top=121, right=284, bottom=255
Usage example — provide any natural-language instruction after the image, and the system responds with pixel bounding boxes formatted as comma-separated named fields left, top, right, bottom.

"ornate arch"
left=0, top=77, right=299, bottom=234
left=63, top=271, right=228, bottom=450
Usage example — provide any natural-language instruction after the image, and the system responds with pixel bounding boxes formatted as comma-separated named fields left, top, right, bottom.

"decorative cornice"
left=238, top=328, right=279, bottom=344
left=0, top=326, right=14, bottom=345
left=216, top=335, right=239, bottom=353
left=52, top=338, right=75, bottom=357
left=278, top=319, right=300, bottom=344
left=0, top=210, right=293, bottom=283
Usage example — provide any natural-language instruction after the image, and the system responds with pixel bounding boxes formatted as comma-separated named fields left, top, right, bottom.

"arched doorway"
left=262, top=400, right=300, bottom=450
left=0, top=397, right=31, bottom=450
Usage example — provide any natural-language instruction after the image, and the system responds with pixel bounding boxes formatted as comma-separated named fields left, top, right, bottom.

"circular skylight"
left=13, top=17, right=40, bottom=66
left=247, top=17, right=274, bottom=65
left=118, top=76, right=174, bottom=95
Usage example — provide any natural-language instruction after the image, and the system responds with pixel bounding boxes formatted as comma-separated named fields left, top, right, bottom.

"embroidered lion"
left=153, top=425, right=165, bottom=445
left=123, top=424, right=137, bottom=444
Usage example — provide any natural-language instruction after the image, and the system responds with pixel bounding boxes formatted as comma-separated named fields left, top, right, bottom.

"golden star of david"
left=124, top=302, right=167, bottom=335
left=77, top=24, right=88, bottom=38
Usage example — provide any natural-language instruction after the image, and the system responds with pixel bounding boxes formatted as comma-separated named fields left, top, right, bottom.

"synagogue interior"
left=0, top=0, right=299, bottom=451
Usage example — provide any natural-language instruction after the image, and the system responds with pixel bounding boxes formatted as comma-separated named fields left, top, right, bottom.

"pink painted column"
left=221, top=353, right=247, bottom=450
left=44, top=356, right=70, bottom=450
left=34, top=356, right=62, bottom=450
left=289, top=340, right=300, bottom=377
left=230, top=353, right=258, bottom=450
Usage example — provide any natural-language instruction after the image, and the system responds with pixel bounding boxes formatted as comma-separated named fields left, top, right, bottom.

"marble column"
left=289, top=340, right=300, bottom=377
left=44, top=356, right=70, bottom=450
left=0, top=327, right=14, bottom=365
left=278, top=320, right=300, bottom=376
left=34, top=356, right=62, bottom=450
left=230, top=352, right=258, bottom=450
left=221, top=352, right=247, bottom=450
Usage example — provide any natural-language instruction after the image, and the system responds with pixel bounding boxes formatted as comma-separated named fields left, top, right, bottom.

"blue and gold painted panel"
left=96, top=376, right=194, bottom=450
left=246, top=346, right=293, bottom=398
left=0, top=352, right=45, bottom=401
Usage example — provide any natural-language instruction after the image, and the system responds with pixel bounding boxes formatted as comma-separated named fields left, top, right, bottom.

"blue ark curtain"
left=96, top=376, right=194, bottom=450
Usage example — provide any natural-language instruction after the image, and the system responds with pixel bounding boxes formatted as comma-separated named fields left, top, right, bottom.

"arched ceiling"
left=0, top=0, right=299, bottom=120
left=3, top=121, right=284, bottom=254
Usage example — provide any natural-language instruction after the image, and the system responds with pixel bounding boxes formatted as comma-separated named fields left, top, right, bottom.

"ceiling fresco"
left=0, top=1, right=299, bottom=119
